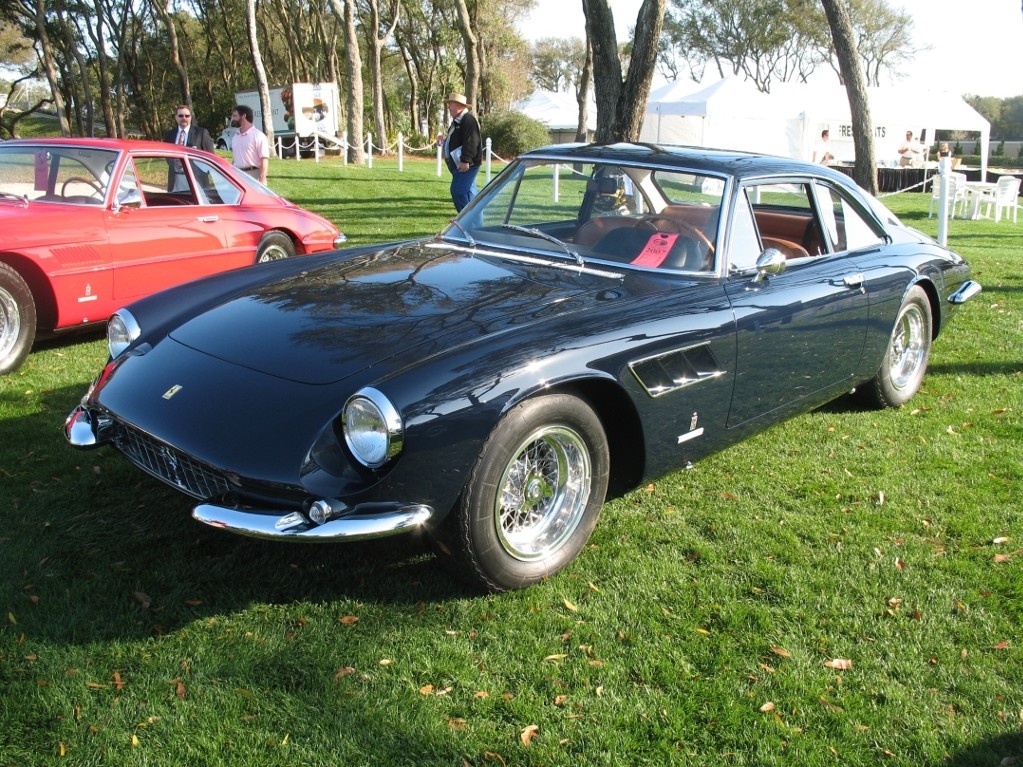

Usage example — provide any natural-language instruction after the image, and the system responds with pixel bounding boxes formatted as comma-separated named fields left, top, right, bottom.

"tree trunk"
left=368, top=0, right=400, bottom=150
left=452, top=0, right=479, bottom=107
left=583, top=0, right=665, bottom=143
left=331, top=0, right=364, bottom=163
left=576, top=40, right=593, bottom=143
left=32, top=0, right=71, bottom=136
left=245, top=0, right=274, bottom=148
left=152, top=0, right=191, bottom=109
left=820, top=0, right=877, bottom=195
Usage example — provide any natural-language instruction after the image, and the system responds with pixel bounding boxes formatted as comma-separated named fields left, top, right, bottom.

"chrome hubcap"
left=889, top=304, right=925, bottom=390
left=0, top=286, right=20, bottom=361
left=495, top=426, right=591, bottom=561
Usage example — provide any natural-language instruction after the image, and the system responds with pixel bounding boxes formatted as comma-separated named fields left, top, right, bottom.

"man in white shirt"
left=230, top=104, right=270, bottom=185
left=898, top=131, right=924, bottom=168
left=812, top=129, right=834, bottom=165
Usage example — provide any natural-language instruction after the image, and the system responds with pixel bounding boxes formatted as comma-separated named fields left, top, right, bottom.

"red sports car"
left=0, top=138, right=346, bottom=374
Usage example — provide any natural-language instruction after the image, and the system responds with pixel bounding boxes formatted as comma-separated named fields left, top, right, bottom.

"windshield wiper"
left=445, top=217, right=476, bottom=248
left=501, top=224, right=584, bottom=267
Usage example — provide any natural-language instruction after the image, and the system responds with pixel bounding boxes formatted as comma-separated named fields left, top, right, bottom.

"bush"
left=483, top=110, right=554, bottom=159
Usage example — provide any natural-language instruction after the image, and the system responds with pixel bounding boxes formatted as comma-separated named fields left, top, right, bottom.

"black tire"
left=859, top=285, right=932, bottom=408
left=255, top=231, right=296, bottom=263
left=0, top=262, right=38, bottom=376
left=439, top=394, right=610, bottom=592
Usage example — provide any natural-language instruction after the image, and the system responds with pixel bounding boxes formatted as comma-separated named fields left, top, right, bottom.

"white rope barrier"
left=271, top=133, right=510, bottom=182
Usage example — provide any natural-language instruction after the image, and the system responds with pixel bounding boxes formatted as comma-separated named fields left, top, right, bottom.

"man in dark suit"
left=164, top=105, right=214, bottom=192
left=163, top=105, right=215, bottom=151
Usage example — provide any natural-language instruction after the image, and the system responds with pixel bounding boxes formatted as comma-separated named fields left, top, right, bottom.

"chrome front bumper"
left=192, top=501, right=434, bottom=541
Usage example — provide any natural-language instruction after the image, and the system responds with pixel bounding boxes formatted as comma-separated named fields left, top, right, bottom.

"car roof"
left=1, top=136, right=213, bottom=155
left=519, top=141, right=857, bottom=184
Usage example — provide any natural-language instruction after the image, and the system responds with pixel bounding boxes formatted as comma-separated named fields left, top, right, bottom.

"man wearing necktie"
left=163, top=105, right=215, bottom=192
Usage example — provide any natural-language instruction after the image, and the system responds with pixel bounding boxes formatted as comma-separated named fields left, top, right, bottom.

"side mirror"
left=751, top=248, right=787, bottom=283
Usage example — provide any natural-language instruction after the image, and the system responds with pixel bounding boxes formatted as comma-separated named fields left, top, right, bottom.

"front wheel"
left=0, top=262, right=38, bottom=376
left=859, top=285, right=932, bottom=408
left=255, top=231, right=296, bottom=263
left=439, top=394, right=610, bottom=592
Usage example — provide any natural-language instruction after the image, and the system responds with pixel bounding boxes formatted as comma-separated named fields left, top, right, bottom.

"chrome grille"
left=113, top=426, right=230, bottom=500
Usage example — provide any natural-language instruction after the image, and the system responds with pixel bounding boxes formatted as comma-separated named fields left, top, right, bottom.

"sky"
left=517, top=0, right=1021, bottom=99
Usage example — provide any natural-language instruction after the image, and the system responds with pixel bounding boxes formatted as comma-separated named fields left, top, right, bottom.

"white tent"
left=639, top=77, right=803, bottom=159
left=640, top=76, right=992, bottom=181
left=515, top=90, right=596, bottom=143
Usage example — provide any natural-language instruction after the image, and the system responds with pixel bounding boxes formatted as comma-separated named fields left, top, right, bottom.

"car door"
left=723, top=179, right=872, bottom=428
left=107, top=153, right=241, bottom=303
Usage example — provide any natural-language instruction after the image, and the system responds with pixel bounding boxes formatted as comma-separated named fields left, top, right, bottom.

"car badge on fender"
left=162, top=385, right=183, bottom=400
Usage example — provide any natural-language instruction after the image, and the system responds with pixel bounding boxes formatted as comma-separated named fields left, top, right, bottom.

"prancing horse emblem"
left=162, top=384, right=183, bottom=400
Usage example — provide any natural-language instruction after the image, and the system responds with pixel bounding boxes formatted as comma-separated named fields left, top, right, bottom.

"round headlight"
left=107, top=310, right=141, bottom=359
left=342, top=387, right=403, bottom=468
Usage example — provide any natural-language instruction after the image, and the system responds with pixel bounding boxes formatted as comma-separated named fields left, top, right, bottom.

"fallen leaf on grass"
left=520, top=724, right=539, bottom=747
left=824, top=659, right=853, bottom=670
left=543, top=654, right=568, bottom=662
left=113, top=672, right=124, bottom=691
left=992, top=536, right=1009, bottom=544
left=993, top=641, right=1009, bottom=650
left=420, top=684, right=435, bottom=695
left=770, top=646, right=791, bottom=658
left=133, top=592, right=152, bottom=609
left=759, top=701, right=775, bottom=712
left=562, top=598, right=578, bottom=613
left=334, top=667, right=356, bottom=679
left=554, top=695, right=569, bottom=706
left=339, top=615, right=359, bottom=625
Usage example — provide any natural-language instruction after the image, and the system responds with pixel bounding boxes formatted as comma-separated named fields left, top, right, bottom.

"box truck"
left=216, top=83, right=341, bottom=155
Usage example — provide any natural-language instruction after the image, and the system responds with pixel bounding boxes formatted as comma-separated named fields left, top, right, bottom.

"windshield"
left=0, top=145, right=119, bottom=205
left=448, top=159, right=726, bottom=273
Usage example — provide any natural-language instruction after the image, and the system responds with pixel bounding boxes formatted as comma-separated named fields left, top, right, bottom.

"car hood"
left=168, top=240, right=623, bottom=385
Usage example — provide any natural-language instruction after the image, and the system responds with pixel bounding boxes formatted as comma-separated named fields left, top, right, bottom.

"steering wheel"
left=61, top=176, right=104, bottom=198
left=639, top=216, right=715, bottom=255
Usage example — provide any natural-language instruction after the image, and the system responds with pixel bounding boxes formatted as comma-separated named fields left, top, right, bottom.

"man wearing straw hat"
left=442, top=92, right=482, bottom=212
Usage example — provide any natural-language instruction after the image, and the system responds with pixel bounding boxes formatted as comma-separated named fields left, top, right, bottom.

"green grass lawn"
left=1, top=157, right=1020, bottom=766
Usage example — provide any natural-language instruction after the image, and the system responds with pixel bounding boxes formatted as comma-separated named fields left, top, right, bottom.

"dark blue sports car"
left=66, top=143, right=980, bottom=592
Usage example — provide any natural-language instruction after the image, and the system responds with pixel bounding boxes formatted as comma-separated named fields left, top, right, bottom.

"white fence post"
left=342, top=134, right=348, bottom=166
left=398, top=132, right=404, bottom=172
left=485, top=137, right=492, bottom=184
left=936, top=156, right=951, bottom=246
left=436, top=138, right=443, bottom=177
left=553, top=163, right=559, bottom=202
left=366, top=132, right=373, bottom=169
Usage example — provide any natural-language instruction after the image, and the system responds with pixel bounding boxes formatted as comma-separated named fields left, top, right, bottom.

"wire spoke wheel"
left=496, top=426, right=591, bottom=562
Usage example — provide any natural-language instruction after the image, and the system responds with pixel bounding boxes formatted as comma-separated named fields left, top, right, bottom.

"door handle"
left=843, top=273, right=865, bottom=289
left=198, top=216, right=219, bottom=223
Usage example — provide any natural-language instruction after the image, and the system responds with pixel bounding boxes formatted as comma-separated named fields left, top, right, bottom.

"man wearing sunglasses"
left=163, top=105, right=215, bottom=151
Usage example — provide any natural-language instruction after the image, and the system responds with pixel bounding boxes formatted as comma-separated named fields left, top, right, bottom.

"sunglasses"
left=176, top=113, right=191, bottom=118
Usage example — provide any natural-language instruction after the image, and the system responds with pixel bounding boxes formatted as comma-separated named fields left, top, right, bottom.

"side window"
left=116, top=164, right=142, bottom=208
left=727, top=189, right=762, bottom=272
left=190, top=159, right=242, bottom=205
left=132, top=156, right=199, bottom=205
left=743, top=182, right=819, bottom=261
left=814, top=183, right=885, bottom=252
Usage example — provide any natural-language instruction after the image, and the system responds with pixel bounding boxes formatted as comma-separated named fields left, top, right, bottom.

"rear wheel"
left=438, top=394, right=610, bottom=592
left=859, top=285, right=932, bottom=408
left=0, top=263, right=37, bottom=376
left=255, top=231, right=296, bottom=263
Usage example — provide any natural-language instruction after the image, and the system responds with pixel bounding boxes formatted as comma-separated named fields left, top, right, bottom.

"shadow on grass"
left=1, top=382, right=470, bottom=649
left=944, top=731, right=1023, bottom=767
